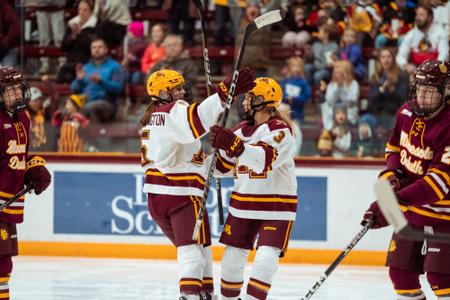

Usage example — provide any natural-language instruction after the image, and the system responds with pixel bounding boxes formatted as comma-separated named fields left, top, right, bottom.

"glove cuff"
left=26, top=156, right=46, bottom=171
left=379, top=170, right=396, bottom=180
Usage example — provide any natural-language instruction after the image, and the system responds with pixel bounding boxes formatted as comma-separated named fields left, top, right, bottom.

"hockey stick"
left=0, top=183, right=34, bottom=212
left=300, top=219, right=374, bottom=300
left=192, top=0, right=224, bottom=225
left=192, top=10, right=283, bottom=241
left=375, top=179, right=450, bottom=243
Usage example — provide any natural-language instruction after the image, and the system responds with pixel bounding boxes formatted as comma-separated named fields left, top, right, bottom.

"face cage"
left=408, top=83, right=444, bottom=117
left=0, top=80, right=31, bottom=114
left=237, top=94, right=268, bottom=121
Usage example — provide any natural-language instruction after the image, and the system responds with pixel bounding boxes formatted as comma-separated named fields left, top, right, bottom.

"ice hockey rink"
left=10, top=256, right=436, bottom=300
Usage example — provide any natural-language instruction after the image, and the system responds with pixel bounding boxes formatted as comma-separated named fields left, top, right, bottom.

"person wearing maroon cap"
left=0, top=67, right=51, bottom=300
left=362, top=60, right=450, bottom=300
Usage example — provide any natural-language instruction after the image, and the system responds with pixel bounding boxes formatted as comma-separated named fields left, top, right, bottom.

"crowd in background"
left=1, top=0, right=449, bottom=156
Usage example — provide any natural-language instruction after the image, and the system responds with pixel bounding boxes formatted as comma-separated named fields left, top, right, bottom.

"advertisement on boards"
left=54, top=171, right=327, bottom=241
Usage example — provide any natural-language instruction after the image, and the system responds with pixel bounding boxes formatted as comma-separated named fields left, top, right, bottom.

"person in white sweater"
left=321, top=60, right=360, bottom=130
left=396, top=4, right=449, bottom=75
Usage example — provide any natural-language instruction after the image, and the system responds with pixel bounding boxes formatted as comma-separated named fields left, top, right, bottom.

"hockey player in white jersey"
left=140, top=68, right=255, bottom=300
left=210, top=77, right=298, bottom=300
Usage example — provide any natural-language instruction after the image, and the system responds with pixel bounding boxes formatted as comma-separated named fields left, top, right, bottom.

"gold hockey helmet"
left=146, top=69, right=185, bottom=100
left=250, top=77, right=283, bottom=108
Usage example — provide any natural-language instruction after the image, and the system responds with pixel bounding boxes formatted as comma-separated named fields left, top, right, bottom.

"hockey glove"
left=24, top=156, right=51, bottom=195
left=210, top=125, right=244, bottom=158
left=379, top=169, right=402, bottom=191
left=361, top=201, right=389, bottom=229
left=218, top=67, right=256, bottom=104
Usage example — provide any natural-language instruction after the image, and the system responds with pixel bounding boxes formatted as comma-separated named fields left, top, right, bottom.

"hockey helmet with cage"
left=409, top=60, right=450, bottom=116
left=0, top=66, right=30, bottom=115
left=238, top=77, right=283, bottom=121
left=146, top=69, right=185, bottom=102
left=250, top=77, right=283, bottom=108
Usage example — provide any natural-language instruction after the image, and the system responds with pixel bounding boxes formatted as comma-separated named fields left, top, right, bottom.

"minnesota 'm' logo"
left=389, top=240, right=396, bottom=252
left=154, top=71, right=165, bottom=78
left=223, top=224, right=232, bottom=235
left=1, top=228, right=8, bottom=240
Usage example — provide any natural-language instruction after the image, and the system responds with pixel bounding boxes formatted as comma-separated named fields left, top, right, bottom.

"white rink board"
left=17, top=161, right=393, bottom=251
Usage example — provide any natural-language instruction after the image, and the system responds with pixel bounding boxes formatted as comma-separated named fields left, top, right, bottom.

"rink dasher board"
left=17, top=160, right=391, bottom=265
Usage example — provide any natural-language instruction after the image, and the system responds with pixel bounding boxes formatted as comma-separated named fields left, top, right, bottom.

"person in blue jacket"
left=279, top=56, right=312, bottom=122
left=71, top=37, right=124, bottom=123
left=336, top=28, right=366, bottom=81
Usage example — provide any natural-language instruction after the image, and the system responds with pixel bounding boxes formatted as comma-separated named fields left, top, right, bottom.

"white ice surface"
left=10, top=256, right=435, bottom=300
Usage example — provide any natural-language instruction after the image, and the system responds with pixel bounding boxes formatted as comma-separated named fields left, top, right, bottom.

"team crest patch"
left=389, top=240, right=396, bottom=252
left=223, top=224, right=232, bottom=235
left=0, top=228, right=8, bottom=240
left=400, top=108, right=412, bottom=117
left=439, top=63, right=447, bottom=73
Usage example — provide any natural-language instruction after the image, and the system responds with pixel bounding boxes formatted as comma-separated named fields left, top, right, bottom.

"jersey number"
left=442, top=146, right=450, bottom=165
left=140, top=130, right=153, bottom=166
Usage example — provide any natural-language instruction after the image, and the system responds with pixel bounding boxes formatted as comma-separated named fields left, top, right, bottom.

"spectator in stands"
left=237, top=3, right=271, bottom=77
left=52, top=94, right=89, bottom=152
left=0, top=0, right=21, bottom=67
left=330, top=105, right=352, bottom=158
left=94, top=0, right=131, bottom=48
left=430, top=0, right=449, bottom=32
left=150, top=35, right=198, bottom=99
left=122, top=21, right=147, bottom=85
left=321, top=60, right=360, bottom=130
left=27, top=87, right=48, bottom=150
left=279, top=102, right=303, bottom=155
left=162, top=0, right=196, bottom=47
left=354, top=115, right=376, bottom=157
left=282, top=4, right=313, bottom=48
left=213, top=0, right=246, bottom=47
left=334, top=28, right=366, bottom=81
left=35, top=0, right=65, bottom=75
left=396, top=4, right=449, bottom=75
left=370, top=48, right=409, bottom=120
left=58, top=0, right=97, bottom=84
left=304, top=23, right=339, bottom=86
left=375, top=0, right=416, bottom=49
left=280, top=56, right=311, bottom=128
left=321, top=0, right=347, bottom=25
left=348, top=0, right=382, bottom=46
left=71, top=38, right=124, bottom=123
left=141, top=23, right=167, bottom=75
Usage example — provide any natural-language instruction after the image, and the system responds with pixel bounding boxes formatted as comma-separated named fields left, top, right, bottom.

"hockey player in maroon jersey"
left=210, top=78, right=297, bottom=300
left=140, top=68, right=255, bottom=300
left=0, top=67, right=51, bottom=300
left=362, top=60, right=450, bottom=300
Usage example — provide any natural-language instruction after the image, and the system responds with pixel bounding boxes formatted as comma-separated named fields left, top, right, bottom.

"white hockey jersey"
left=216, top=116, right=298, bottom=221
left=141, top=94, right=224, bottom=197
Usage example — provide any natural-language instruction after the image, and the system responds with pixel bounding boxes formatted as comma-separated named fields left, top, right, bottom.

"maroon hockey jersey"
left=0, top=110, right=30, bottom=224
left=385, top=103, right=450, bottom=227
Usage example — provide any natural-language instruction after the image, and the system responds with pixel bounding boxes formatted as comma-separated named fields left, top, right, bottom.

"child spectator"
left=282, top=4, right=313, bottom=48
left=335, top=28, right=367, bottom=81
left=27, top=87, right=47, bottom=149
left=280, top=56, right=311, bottom=125
left=51, top=94, right=90, bottom=152
left=330, top=105, right=352, bottom=158
left=321, top=60, right=360, bottom=130
left=141, top=23, right=167, bottom=74
left=354, top=115, right=376, bottom=157
left=304, top=23, right=339, bottom=86
left=122, top=21, right=147, bottom=84
left=278, top=102, right=303, bottom=156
